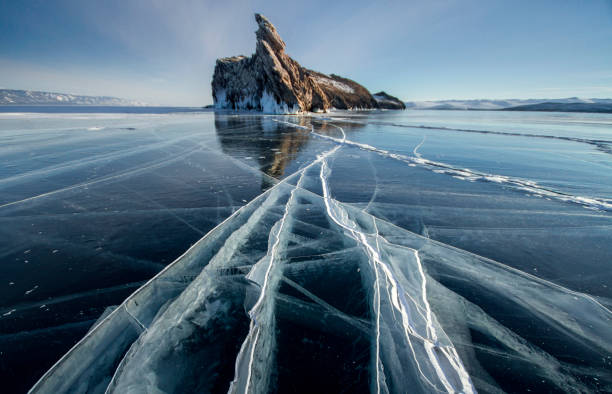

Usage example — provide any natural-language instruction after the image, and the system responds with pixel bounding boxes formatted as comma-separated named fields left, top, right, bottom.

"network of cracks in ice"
left=30, top=128, right=612, bottom=394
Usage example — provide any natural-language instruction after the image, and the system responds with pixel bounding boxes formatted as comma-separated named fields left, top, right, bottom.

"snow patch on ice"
left=2, top=309, right=16, bottom=317
left=25, top=285, right=39, bottom=295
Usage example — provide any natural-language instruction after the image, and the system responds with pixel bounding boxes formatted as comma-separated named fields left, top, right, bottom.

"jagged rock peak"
left=255, top=13, right=285, bottom=53
left=211, top=13, right=405, bottom=114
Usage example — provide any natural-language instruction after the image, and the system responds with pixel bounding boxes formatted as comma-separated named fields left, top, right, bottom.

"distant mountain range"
left=404, top=98, right=612, bottom=113
left=3, top=88, right=611, bottom=114
left=502, top=101, right=612, bottom=114
left=0, top=89, right=145, bottom=106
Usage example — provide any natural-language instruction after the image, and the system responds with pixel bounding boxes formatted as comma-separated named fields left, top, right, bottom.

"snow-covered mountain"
left=503, top=101, right=612, bottom=113
left=404, top=98, right=612, bottom=111
left=0, top=89, right=145, bottom=106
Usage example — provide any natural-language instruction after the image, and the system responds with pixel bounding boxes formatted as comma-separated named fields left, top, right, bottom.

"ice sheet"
left=24, top=113, right=612, bottom=393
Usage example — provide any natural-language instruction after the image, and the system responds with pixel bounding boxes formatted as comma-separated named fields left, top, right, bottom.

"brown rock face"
left=212, top=14, right=404, bottom=113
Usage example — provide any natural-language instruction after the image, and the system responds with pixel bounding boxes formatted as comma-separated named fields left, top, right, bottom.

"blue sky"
left=0, top=0, right=611, bottom=105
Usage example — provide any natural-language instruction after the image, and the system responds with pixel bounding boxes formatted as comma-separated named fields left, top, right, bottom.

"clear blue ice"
left=0, top=110, right=610, bottom=393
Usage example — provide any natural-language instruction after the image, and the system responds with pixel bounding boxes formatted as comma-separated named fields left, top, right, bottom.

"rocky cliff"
left=212, top=14, right=404, bottom=113
left=373, top=91, right=406, bottom=110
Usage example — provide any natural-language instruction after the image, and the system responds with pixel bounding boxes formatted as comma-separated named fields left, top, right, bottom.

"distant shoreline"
left=404, top=99, right=612, bottom=114
left=410, top=107, right=612, bottom=114
left=1, top=104, right=611, bottom=115
left=500, top=102, right=612, bottom=114
left=0, top=105, right=209, bottom=114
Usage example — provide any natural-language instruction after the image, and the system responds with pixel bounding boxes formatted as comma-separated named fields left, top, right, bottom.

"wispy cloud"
left=1, top=0, right=611, bottom=104
left=0, top=58, right=198, bottom=105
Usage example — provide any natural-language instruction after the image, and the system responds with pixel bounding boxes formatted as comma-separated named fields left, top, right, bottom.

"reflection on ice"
left=30, top=116, right=612, bottom=393
left=215, top=115, right=313, bottom=191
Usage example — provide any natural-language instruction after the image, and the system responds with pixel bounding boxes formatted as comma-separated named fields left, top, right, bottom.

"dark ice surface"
left=0, top=109, right=611, bottom=393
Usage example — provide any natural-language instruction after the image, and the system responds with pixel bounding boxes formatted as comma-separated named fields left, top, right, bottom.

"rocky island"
left=212, top=14, right=405, bottom=113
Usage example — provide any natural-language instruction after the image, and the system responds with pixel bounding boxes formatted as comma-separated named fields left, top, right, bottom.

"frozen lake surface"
left=1, top=109, right=611, bottom=393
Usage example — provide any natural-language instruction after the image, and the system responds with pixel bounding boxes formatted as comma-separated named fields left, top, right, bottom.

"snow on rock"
left=313, top=76, right=354, bottom=94
left=373, top=91, right=406, bottom=110
left=260, top=90, right=301, bottom=114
